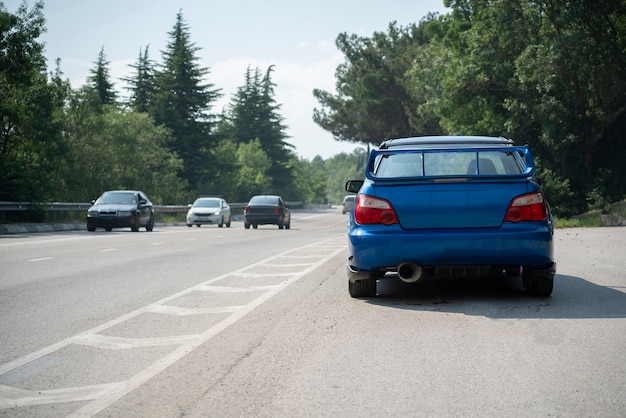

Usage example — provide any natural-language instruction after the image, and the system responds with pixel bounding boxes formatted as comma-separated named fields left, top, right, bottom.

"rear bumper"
left=348, top=222, right=554, bottom=272
left=244, top=214, right=282, bottom=225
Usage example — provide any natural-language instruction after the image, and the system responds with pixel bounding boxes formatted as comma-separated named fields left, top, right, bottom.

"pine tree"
left=87, top=47, right=116, bottom=106
left=124, top=45, right=156, bottom=113
left=150, top=10, right=221, bottom=190
left=224, top=66, right=294, bottom=195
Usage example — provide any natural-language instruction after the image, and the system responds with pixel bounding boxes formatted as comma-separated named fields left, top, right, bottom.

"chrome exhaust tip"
left=397, top=262, right=422, bottom=283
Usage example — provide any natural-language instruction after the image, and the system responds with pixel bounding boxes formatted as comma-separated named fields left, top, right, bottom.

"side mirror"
left=345, top=180, right=364, bottom=193
left=139, top=199, right=147, bottom=205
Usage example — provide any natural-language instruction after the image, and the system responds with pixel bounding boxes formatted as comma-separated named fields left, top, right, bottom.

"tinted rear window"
left=374, top=150, right=524, bottom=178
left=249, top=196, right=278, bottom=205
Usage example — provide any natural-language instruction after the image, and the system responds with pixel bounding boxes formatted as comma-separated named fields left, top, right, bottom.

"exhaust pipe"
left=397, top=262, right=422, bottom=283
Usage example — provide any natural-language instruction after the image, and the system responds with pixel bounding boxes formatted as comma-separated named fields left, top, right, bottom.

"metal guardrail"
left=0, top=201, right=303, bottom=221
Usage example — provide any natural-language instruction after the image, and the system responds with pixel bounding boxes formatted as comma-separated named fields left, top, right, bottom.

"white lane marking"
left=74, top=334, right=199, bottom=349
left=69, top=239, right=345, bottom=418
left=147, top=305, right=244, bottom=316
left=195, top=284, right=282, bottom=293
left=0, top=383, right=119, bottom=408
left=149, top=242, right=162, bottom=246
left=28, top=257, right=54, bottom=262
left=263, top=263, right=313, bottom=267
left=99, top=248, right=117, bottom=252
left=231, top=272, right=299, bottom=278
left=0, top=236, right=346, bottom=416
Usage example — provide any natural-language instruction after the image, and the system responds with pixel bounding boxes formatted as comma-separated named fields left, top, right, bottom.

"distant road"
left=1, top=215, right=624, bottom=417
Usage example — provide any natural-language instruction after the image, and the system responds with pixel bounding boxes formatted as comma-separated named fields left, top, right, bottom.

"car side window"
left=375, top=153, right=423, bottom=177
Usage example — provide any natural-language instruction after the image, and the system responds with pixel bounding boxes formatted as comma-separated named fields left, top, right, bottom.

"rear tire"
left=348, top=278, right=377, bottom=298
left=523, top=269, right=554, bottom=297
left=244, top=222, right=250, bottom=229
left=347, top=268, right=380, bottom=298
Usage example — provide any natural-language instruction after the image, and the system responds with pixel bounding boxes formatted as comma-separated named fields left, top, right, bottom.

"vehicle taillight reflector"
left=355, top=195, right=399, bottom=225
left=504, top=192, right=547, bottom=222
left=273, top=207, right=280, bottom=214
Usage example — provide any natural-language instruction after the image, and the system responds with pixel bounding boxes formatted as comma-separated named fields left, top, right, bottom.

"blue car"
left=345, top=136, right=556, bottom=298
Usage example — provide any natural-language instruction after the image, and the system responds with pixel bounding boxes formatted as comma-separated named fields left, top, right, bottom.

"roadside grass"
left=554, top=216, right=602, bottom=228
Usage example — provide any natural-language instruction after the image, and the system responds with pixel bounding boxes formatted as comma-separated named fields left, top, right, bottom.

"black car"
left=243, top=195, right=291, bottom=229
left=86, top=190, right=154, bottom=232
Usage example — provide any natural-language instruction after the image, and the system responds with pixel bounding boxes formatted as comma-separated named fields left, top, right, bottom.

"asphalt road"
left=0, top=210, right=624, bottom=417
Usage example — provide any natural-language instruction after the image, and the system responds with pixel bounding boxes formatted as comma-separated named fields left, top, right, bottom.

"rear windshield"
left=249, top=196, right=279, bottom=205
left=373, top=150, right=525, bottom=178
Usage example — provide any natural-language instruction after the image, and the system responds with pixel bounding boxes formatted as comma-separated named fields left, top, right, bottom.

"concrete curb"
left=0, top=222, right=87, bottom=235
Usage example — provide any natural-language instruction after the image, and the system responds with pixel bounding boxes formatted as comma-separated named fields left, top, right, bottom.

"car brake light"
left=504, top=192, right=547, bottom=222
left=274, top=207, right=280, bottom=214
left=244, top=207, right=249, bottom=213
left=355, top=194, right=399, bottom=225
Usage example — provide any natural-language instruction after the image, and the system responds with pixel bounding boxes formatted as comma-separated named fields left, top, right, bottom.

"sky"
left=7, top=0, right=450, bottom=160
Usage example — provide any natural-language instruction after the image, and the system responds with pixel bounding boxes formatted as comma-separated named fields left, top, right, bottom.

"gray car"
left=186, top=197, right=231, bottom=227
left=87, top=190, right=154, bottom=232
left=342, top=195, right=355, bottom=214
left=243, top=195, right=290, bottom=229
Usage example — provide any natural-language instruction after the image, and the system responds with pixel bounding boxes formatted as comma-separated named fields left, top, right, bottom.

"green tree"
left=324, top=148, right=368, bottom=204
left=124, top=45, right=156, bottom=113
left=234, top=138, right=272, bottom=201
left=87, top=47, right=117, bottom=106
left=313, top=21, right=441, bottom=147
left=222, top=66, right=295, bottom=196
left=440, top=0, right=626, bottom=214
left=0, top=0, right=66, bottom=208
left=151, top=10, right=221, bottom=191
left=62, top=86, right=186, bottom=203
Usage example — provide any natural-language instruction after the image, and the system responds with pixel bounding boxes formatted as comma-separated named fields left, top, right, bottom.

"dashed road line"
left=28, top=257, right=54, bottom=262
left=0, top=235, right=347, bottom=417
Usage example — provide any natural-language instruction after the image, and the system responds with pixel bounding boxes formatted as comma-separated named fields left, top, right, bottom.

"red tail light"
left=504, top=192, right=547, bottom=222
left=355, top=194, right=399, bottom=225
left=273, top=207, right=280, bottom=214
left=244, top=207, right=249, bottom=213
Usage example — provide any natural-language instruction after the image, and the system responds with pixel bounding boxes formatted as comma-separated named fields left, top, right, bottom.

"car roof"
left=104, top=190, right=141, bottom=193
left=379, top=136, right=514, bottom=150
left=250, top=195, right=280, bottom=199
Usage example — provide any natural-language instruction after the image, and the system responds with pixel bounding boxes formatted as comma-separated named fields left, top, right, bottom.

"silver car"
left=186, top=197, right=231, bottom=227
left=342, top=195, right=355, bottom=214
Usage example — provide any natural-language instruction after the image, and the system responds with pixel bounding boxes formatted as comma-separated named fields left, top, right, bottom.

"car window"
left=374, top=150, right=524, bottom=177
left=250, top=196, right=278, bottom=205
left=375, top=153, right=423, bottom=178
